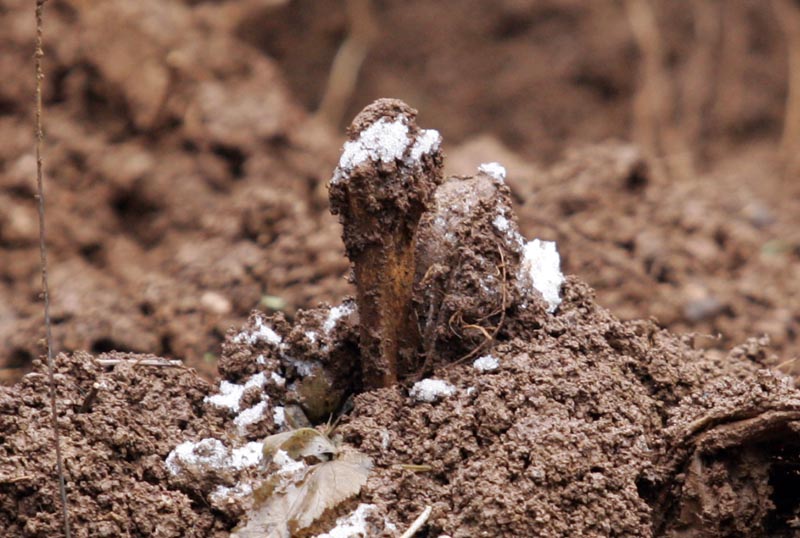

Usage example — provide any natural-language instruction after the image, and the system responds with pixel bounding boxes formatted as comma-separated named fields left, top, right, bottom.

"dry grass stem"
left=773, top=0, right=800, bottom=178
left=34, top=1, right=72, bottom=535
left=399, top=505, right=432, bottom=538
left=315, top=0, right=377, bottom=127
left=94, top=358, right=184, bottom=367
left=625, top=0, right=696, bottom=180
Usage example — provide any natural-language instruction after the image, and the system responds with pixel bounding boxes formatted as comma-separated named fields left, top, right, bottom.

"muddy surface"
left=339, top=284, right=800, bottom=537
left=5, top=100, right=800, bottom=537
left=0, top=0, right=354, bottom=381
left=0, top=352, right=231, bottom=537
left=1, top=0, right=798, bottom=383
left=1, top=0, right=800, bottom=536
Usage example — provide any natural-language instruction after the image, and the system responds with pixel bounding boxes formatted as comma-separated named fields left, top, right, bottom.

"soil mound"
left=6, top=101, right=791, bottom=537
left=0, top=352, right=230, bottom=536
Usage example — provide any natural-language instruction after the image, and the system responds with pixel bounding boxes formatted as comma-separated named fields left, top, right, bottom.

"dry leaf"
left=287, top=449, right=372, bottom=533
left=234, top=437, right=372, bottom=538
left=261, top=428, right=338, bottom=461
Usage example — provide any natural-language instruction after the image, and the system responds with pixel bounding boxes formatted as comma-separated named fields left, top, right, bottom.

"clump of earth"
left=2, top=100, right=800, bottom=538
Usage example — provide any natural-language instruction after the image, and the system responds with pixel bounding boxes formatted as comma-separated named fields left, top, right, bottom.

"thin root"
left=452, top=244, right=508, bottom=366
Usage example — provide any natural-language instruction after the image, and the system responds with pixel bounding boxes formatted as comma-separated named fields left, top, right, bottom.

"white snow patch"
left=380, top=430, right=390, bottom=451
left=314, top=503, right=376, bottom=538
left=332, top=117, right=409, bottom=184
left=491, top=207, right=525, bottom=248
left=273, top=405, right=286, bottom=427
left=210, top=482, right=253, bottom=504
left=273, top=449, right=306, bottom=477
left=305, top=330, right=318, bottom=344
left=234, top=401, right=268, bottom=434
left=478, top=162, right=506, bottom=183
left=410, top=129, right=442, bottom=161
left=205, top=372, right=267, bottom=413
left=256, top=354, right=266, bottom=365
left=166, top=439, right=262, bottom=475
left=410, top=379, right=456, bottom=403
left=165, top=438, right=229, bottom=475
left=234, top=316, right=282, bottom=346
left=287, top=357, right=315, bottom=377
left=331, top=116, right=441, bottom=184
left=204, top=380, right=246, bottom=412
left=229, top=442, right=264, bottom=470
left=518, top=239, right=565, bottom=313
left=473, top=354, right=499, bottom=372
left=324, top=302, right=355, bottom=334
left=492, top=213, right=510, bottom=233
left=270, top=371, right=286, bottom=387
left=245, top=372, right=267, bottom=391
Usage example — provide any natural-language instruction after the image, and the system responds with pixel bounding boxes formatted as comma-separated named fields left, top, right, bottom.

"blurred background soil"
left=0, top=0, right=798, bottom=382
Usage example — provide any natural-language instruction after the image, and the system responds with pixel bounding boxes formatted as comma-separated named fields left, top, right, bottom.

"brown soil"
left=1, top=0, right=800, bottom=536
left=0, top=351, right=231, bottom=537
left=2, top=0, right=797, bottom=385
left=0, top=0, right=352, bottom=382
left=5, top=171, right=800, bottom=535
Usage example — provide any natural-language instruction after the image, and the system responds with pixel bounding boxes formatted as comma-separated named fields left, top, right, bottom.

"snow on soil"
left=492, top=213, right=511, bottom=233
left=518, top=239, right=565, bottom=313
left=234, top=401, right=268, bottom=434
left=410, top=379, right=457, bottom=402
left=331, top=116, right=441, bottom=184
left=165, top=438, right=264, bottom=475
left=323, top=301, right=356, bottom=334
left=273, top=405, right=286, bottom=427
left=478, top=161, right=507, bottom=183
left=270, top=371, right=286, bottom=387
left=204, top=372, right=267, bottom=413
left=233, top=315, right=282, bottom=346
left=314, top=504, right=376, bottom=538
left=473, top=354, right=499, bottom=372
left=209, top=482, right=253, bottom=505
left=204, top=380, right=246, bottom=412
left=410, top=128, right=442, bottom=161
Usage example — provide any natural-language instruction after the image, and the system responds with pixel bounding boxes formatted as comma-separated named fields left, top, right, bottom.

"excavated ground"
left=1, top=0, right=799, bottom=537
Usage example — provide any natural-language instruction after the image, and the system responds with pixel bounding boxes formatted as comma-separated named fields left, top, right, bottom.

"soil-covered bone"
left=329, top=99, right=444, bottom=388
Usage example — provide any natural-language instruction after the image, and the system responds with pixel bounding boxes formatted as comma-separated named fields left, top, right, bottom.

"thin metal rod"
left=35, top=1, right=71, bottom=536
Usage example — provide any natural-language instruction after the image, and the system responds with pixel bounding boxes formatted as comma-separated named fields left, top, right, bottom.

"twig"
left=94, top=358, right=184, bottom=367
left=34, top=1, right=71, bottom=536
left=399, top=505, right=432, bottom=538
left=2, top=475, right=35, bottom=484
left=678, top=0, right=721, bottom=172
left=773, top=0, right=800, bottom=178
left=315, top=0, right=377, bottom=126
left=624, top=0, right=694, bottom=180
